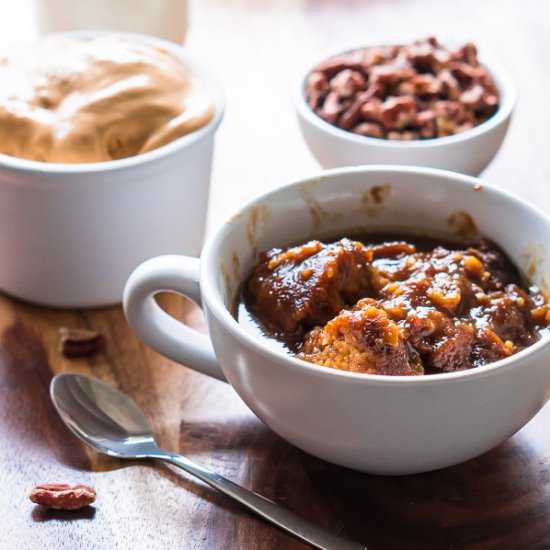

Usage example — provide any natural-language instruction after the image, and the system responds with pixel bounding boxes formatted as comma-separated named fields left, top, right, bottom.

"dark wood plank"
left=1, top=1, right=549, bottom=548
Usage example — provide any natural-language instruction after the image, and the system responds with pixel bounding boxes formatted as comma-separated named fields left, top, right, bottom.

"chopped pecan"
left=460, top=83, right=485, bottom=110
left=30, top=484, right=96, bottom=510
left=415, top=110, right=437, bottom=138
left=430, top=100, right=468, bottom=123
left=401, top=130, right=421, bottom=140
left=305, top=37, right=499, bottom=140
left=433, top=48, right=452, bottom=67
left=407, top=41, right=439, bottom=73
left=363, top=46, right=400, bottom=67
left=306, top=71, right=329, bottom=109
left=480, top=92, right=499, bottom=115
left=479, top=69, right=498, bottom=95
left=409, top=74, right=443, bottom=96
left=438, top=69, right=461, bottom=100
left=316, top=91, right=345, bottom=124
left=380, top=96, right=417, bottom=129
left=448, top=61, right=480, bottom=87
left=395, top=80, right=415, bottom=96
left=370, top=64, right=415, bottom=86
left=329, top=69, right=367, bottom=98
left=316, top=54, right=364, bottom=79
left=435, top=116, right=457, bottom=137
left=387, top=130, right=401, bottom=140
left=387, top=130, right=421, bottom=140
left=424, top=36, right=440, bottom=47
left=454, top=42, right=479, bottom=66
left=353, top=122, right=385, bottom=138
left=59, top=327, right=105, bottom=358
left=359, top=96, right=383, bottom=122
left=339, top=85, right=382, bottom=130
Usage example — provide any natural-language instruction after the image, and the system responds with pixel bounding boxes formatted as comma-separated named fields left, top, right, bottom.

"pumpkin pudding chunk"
left=299, top=298, right=424, bottom=375
left=245, top=238, right=373, bottom=338
left=241, top=234, right=550, bottom=376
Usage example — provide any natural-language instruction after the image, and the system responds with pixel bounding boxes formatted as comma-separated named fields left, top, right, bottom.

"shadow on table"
left=156, top=413, right=550, bottom=550
left=31, top=505, right=96, bottom=522
left=0, top=320, right=91, bottom=471
left=260, top=426, right=550, bottom=549
left=4, top=311, right=547, bottom=549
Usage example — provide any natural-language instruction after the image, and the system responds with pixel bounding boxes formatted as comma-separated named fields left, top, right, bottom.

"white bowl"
left=124, top=165, right=550, bottom=475
left=295, top=43, right=516, bottom=175
left=0, top=31, right=224, bottom=308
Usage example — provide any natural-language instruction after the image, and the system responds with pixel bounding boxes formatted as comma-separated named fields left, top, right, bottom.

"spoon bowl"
left=51, top=373, right=157, bottom=458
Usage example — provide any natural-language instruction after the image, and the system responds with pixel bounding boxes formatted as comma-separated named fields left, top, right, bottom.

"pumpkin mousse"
left=0, top=35, right=215, bottom=163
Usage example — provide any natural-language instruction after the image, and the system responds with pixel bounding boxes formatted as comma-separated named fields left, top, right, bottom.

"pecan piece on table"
left=30, top=484, right=96, bottom=510
left=59, top=327, right=105, bottom=358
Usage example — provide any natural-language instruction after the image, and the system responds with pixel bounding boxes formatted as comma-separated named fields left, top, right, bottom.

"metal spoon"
left=50, top=373, right=365, bottom=550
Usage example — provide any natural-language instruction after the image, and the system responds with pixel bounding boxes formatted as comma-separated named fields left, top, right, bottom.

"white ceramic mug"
left=0, top=31, right=224, bottom=307
left=124, top=166, right=550, bottom=475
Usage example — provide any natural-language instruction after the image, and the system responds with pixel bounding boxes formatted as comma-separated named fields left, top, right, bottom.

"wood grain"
left=1, top=1, right=549, bottom=549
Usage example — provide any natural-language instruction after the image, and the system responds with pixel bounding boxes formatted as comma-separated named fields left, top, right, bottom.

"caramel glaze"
left=239, top=233, right=550, bottom=376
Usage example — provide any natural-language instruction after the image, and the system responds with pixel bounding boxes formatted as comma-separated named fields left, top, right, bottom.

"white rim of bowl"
left=0, top=30, right=225, bottom=177
left=202, top=165, right=550, bottom=387
left=294, top=40, right=516, bottom=149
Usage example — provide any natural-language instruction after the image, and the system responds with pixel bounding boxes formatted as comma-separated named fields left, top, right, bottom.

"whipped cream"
left=0, top=35, right=214, bottom=163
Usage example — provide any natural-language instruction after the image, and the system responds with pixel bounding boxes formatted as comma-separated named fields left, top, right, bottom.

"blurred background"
left=0, top=0, right=545, bottom=225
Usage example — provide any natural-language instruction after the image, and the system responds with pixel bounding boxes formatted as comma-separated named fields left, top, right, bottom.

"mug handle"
left=123, top=255, right=227, bottom=382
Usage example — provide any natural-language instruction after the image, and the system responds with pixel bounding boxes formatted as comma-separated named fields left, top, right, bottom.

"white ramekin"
left=0, top=31, right=224, bottom=308
left=295, top=43, right=516, bottom=176
left=124, top=165, right=550, bottom=475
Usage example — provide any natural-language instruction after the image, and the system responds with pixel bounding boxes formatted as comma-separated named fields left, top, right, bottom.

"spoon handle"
left=156, top=452, right=366, bottom=550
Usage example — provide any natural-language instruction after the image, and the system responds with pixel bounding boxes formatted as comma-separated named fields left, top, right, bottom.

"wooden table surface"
left=1, top=1, right=549, bottom=549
